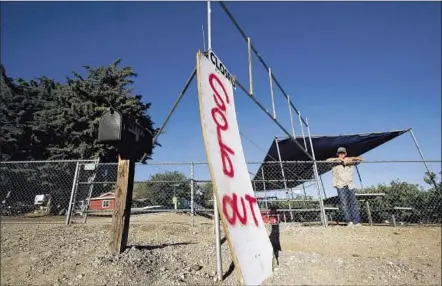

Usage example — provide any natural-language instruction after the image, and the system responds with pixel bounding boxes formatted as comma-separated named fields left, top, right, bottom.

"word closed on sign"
left=197, top=51, right=274, bottom=286
left=207, top=50, right=236, bottom=88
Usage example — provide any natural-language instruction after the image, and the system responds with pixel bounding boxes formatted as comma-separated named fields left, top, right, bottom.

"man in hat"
left=327, top=147, right=364, bottom=226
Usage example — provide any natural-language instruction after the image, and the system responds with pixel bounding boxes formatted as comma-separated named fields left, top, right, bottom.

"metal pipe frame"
left=318, top=175, right=328, bottom=199
left=140, top=68, right=197, bottom=163
left=288, top=95, right=296, bottom=138
left=261, top=165, right=269, bottom=210
left=207, top=1, right=212, bottom=50
left=247, top=37, right=253, bottom=95
left=65, top=162, right=81, bottom=226
left=193, top=178, right=314, bottom=184
left=234, top=79, right=313, bottom=160
left=83, top=158, right=100, bottom=224
left=298, top=112, right=308, bottom=150
left=409, top=129, right=441, bottom=197
left=269, top=68, right=276, bottom=119
left=356, top=165, right=364, bottom=190
left=131, top=0, right=361, bottom=275
left=274, top=137, right=293, bottom=220
left=213, top=194, right=223, bottom=281
left=134, top=160, right=441, bottom=166
left=257, top=198, right=319, bottom=202
left=190, top=161, right=195, bottom=227
left=306, top=118, right=328, bottom=228
left=301, top=183, right=308, bottom=199
left=207, top=1, right=222, bottom=281
left=218, top=1, right=308, bottom=127
left=217, top=1, right=317, bottom=164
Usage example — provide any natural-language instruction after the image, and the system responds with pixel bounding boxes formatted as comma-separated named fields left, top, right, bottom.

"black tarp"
left=252, top=129, right=409, bottom=191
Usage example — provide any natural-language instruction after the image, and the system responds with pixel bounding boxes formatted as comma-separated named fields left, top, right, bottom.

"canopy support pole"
left=261, top=166, right=269, bottom=210
left=235, top=79, right=313, bottom=160
left=275, top=138, right=293, bottom=221
left=355, top=165, right=364, bottom=190
left=269, top=68, right=277, bottom=119
left=288, top=95, right=296, bottom=138
left=319, top=175, right=327, bottom=199
left=306, top=118, right=327, bottom=227
left=206, top=2, right=223, bottom=282
left=409, top=129, right=441, bottom=197
left=298, top=112, right=307, bottom=150
left=302, top=183, right=308, bottom=199
left=140, top=68, right=196, bottom=163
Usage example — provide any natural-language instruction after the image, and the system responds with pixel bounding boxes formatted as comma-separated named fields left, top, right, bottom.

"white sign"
left=196, top=51, right=274, bottom=285
left=34, top=194, right=46, bottom=205
left=84, top=163, right=96, bottom=171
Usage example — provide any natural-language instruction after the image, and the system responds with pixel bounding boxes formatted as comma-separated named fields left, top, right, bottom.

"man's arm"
left=344, top=157, right=364, bottom=165
left=352, top=156, right=364, bottom=162
left=326, top=158, right=342, bottom=162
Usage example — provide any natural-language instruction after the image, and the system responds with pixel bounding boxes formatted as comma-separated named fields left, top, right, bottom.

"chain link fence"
left=0, top=160, right=97, bottom=223
left=253, top=160, right=442, bottom=226
left=68, top=162, right=201, bottom=224
left=1, top=160, right=441, bottom=226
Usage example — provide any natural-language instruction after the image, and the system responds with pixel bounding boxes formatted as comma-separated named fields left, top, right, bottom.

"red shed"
left=89, top=192, right=115, bottom=212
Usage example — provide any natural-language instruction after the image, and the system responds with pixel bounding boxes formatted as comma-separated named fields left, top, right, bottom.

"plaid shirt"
left=332, top=163, right=355, bottom=189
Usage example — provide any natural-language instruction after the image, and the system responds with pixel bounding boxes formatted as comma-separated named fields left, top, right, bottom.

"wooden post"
left=97, top=109, right=153, bottom=255
left=108, top=155, right=136, bottom=255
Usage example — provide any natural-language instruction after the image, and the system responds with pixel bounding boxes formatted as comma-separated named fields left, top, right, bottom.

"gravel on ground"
left=1, top=213, right=441, bottom=285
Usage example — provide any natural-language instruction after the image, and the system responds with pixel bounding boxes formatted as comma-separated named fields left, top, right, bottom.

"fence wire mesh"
left=1, top=160, right=440, bottom=226
left=252, top=160, right=442, bottom=226
left=0, top=160, right=96, bottom=223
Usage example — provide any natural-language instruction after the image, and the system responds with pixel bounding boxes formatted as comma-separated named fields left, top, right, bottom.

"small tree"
left=356, top=171, right=442, bottom=223
left=133, top=171, right=190, bottom=208
left=200, top=182, right=214, bottom=208
left=423, top=171, right=442, bottom=222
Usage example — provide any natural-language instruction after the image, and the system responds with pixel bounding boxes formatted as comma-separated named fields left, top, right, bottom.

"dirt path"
left=1, top=214, right=441, bottom=285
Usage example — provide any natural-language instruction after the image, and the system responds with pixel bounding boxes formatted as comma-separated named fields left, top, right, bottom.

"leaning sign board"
left=196, top=50, right=274, bottom=285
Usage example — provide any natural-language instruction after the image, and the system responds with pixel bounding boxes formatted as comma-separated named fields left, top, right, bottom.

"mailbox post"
left=97, top=109, right=153, bottom=255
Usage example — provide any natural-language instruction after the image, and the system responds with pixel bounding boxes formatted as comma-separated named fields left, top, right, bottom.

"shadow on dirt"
left=269, top=224, right=281, bottom=265
left=195, top=211, right=213, bottom=220
left=223, top=262, right=235, bottom=280
left=219, top=224, right=282, bottom=281
left=128, top=242, right=197, bottom=250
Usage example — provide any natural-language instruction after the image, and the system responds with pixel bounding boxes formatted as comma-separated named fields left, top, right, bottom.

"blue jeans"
left=336, top=187, right=360, bottom=224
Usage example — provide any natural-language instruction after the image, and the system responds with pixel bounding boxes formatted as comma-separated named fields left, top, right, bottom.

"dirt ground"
left=1, top=213, right=441, bottom=286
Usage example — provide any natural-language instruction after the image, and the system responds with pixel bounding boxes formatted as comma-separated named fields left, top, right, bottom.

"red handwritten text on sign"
left=222, top=194, right=259, bottom=226
left=209, top=73, right=235, bottom=178
left=208, top=72, right=260, bottom=227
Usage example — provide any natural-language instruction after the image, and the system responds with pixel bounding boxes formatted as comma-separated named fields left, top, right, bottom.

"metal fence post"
left=65, top=162, right=81, bottom=226
left=262, top=165, right=268, bottom=210
left=190, top=161, right=195, bottom=227
left=83, top=158, right=100, bottom=224
left=214, top=194, right=223, bottom=281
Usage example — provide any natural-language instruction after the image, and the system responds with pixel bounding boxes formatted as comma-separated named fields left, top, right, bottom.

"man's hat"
left=337, top=147, right=347, bottom=154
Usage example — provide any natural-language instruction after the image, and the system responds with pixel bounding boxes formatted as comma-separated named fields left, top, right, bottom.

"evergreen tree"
left=0, top=60, right=158, bottom=162
left=0, top=61, right=158, bottom=214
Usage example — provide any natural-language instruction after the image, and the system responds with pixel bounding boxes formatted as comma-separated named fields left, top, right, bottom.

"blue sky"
left=2, top=1, right=441, bottom=196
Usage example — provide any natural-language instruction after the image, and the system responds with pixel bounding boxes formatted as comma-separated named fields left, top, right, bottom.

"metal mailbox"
left=97, top=110, right=153, bottom=157
left=97, top=110, right=124, bottom=144
left=124, top=120, right=153, bottom=155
